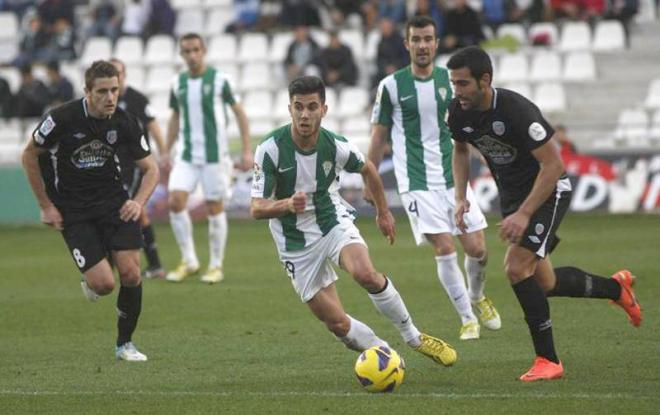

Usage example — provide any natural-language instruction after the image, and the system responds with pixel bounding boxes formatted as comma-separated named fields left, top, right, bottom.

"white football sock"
left=368, top=277, right=421, bottom=346
left=169, top=210, right=198, bottom=267
left=465, top=253, right=487, bottom=303
left=436, top=253, right=477, bottom=325
left=338, top=315, right=389, bottom=352
left=208, top=211, right=227, bottom=269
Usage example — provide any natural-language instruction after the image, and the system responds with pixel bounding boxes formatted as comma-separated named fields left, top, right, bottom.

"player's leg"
left=307, top=284, right=389, bottom=352
left=506, top=246, right=563, bottom=381
left=167, top=161, right=200, bottom=281
left=337, top=241, right=456, bottom=366
left=200, top=162, right=228, bottom=284
left=113, top=249, right=147, bottom=361
left=139, top=210, right=165, bottom=279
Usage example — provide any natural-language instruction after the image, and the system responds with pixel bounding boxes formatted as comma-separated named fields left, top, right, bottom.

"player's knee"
left=504, top=262, right=528, bottom=283
left=91, top=279, right=115, bottom=295
left=467, top=246, right=487, bottom=261
left=353, top=269, right=382, bottom=291
left=433, top=244, right=456, bottom=256
left=168, top=195, right=186, bottom=212
left=118, top=267, right=141, bottom=287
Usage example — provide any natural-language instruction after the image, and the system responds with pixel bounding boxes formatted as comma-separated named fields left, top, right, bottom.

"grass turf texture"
left=1, top=213, right=658, bottom=414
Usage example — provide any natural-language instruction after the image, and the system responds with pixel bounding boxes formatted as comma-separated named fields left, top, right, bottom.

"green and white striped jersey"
left=251, top=124, right=365, bottom=252
left=371, top=66, right=454, bottom=193
left=169, top=66, right=236, bottom=164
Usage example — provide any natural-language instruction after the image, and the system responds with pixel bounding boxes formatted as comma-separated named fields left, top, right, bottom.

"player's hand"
left=362, top=186, right=374, bottom=206
left=376, top=209, right=396, bottom=245
left=120, top=200, right=142, bottom=222
left=288, top=191, right=307, bottom=214
left=41, top=205, right=63, bottom=231
left=499, top=210, right=530, bottom=244
left=241, top=149, right=254, bottom=172
left=455, top=198, right=470, bottom=234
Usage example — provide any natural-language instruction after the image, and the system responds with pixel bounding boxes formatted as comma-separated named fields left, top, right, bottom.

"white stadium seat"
left=0, top=66, right=20, bottom=93
left=0, top=40, right=18, bottom=63
left=649, top=110, right=660, bottom=140
left=203, top=0, right=232, bottom=6
left=269, top=32, right=294, bottom=64
left=593, top=20, right=626, bottom=51
left=170, top=0, right=201, bottom=9
left=80, top=37, right=113, bottom=66
left=497, top=23, right=527, bottom=45
left=534, top=82, right=566, bottom=113
left=501, top=82, right=532, bottom=100
left=238, top=62, right=272, bottom=91
left=562, top=51, right=596, bottom=82
left=0, top=119, right=22, bottom=144
left=364, top=29, right=381, bottom=61
left=175, top=9, right=205, bottom=37
left=144, top=35, right=175, bottom=66
left=310, top=28, right=330, bottom=48
left=148, top=92, right=171, bottom=118
left=336, top=87, right=369, bottom=119
left=0, top=143, right=23, bottom=165
left=242, top=90, right=273, bottom=120
left=113, top=36, right=144, bottom=66
left=341, top=116, right=371, bottom=138
left=0, top=12, right=18, bottom=41
left=205, top=7, right=235, bottom=36
left=559, top=21, right=591, bottom=52
left=249, top=119, right=277, bottom=137
left=497, top=54, right=529, bottom=83
left=273, top=89, right=291, bottom=121
left=124, top=65, right=145, bottom=90
left=528, top=22, right=559, bottom=47
left=207, top=34, right=238, bottom=65
left=529, top=51, right=561, bottom=82
left=238, top=33, right=269, bottom=63
left=615, top=108, right=649, bottom=141
left=644, top=78, right=660, bottom=109
left=339, top=29, right=365, bottom=59
left=144, top=65, right=176, bottom=94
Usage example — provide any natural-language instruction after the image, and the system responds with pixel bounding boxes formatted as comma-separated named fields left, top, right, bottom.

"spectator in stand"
left=121, top=0, right=151, bottom=38
left=413, top=0, right=445, bottom=38
left=508, top=0, right=551, bottom=25
left=0, top=75, right=13, bottom=118
left=371, top=18, right=409, bottom=90
left=284, top=25, right=320, bottom=82
left=550, top=0, right=605, bottom=21
left=45, top=60, right=74, bottom=106
left=37, top=0, right=75, bottom=31
left=379, top=0, right=407, bottom=24
left=15, top=63, right=51, bottom=118
left=13, top=12, right=52, bottom=66
left=225, top=0, right=260, bottom=33
left=482, top=0, right=508, bottom=31
left=603, top=0, right=639, bottom=47
left=441, top=0, right=485, bottom=53
left=49, top=17, right=76, bottom=60
left=325, top=0, right=364, bottom=28
left=87, top=0, right=124, bottom=42
left=317, top=30, right=358, bottom=88
left=280, top=0, right=321, bottom=27
left=360, top=0, right=379, bottom=32
left=145, top=0, right=176, bottom=38
left=0, top=0, right=34, bottom=20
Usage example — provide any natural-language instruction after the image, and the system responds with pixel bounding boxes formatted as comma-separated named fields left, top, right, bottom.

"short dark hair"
left=46, top=60, right=60, bottom=72
left=109, top=57, right=125, bottom=73
left=405, top=15, right=437, bottom=40
left=179, top=32, right=205, bottom=48
left=446, top=46, right=493, bottom=83
left=84, top=60, right=119, bottom=90
left=288, top=76, right=325, bottom=103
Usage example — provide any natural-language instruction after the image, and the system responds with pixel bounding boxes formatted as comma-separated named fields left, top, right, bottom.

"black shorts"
left=61, top=210, right=143, bottom=272
left=518, top=189, right=572, bottom=258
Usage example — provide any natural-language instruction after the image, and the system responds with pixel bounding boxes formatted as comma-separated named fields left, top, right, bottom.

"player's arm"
left=21, top=140, right=62, bottom=230
left=452, top=140, right=472, bottom=232
left=230, top=101, right=253, bottom=171
left=119, top=154, right=159, bottom=222
left=360, top=160, right=395, bottom=245
left=165, top=110, right=179, bottom=155
left=250, top=193, right=305, bottom=219
left=146, top=119, right=167, bottom=162
left=364, top=123, right=390, bottom=205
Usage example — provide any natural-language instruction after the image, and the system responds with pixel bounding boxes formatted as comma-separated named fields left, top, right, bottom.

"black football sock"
left=116, top=284, right=143, bottom=347
left=548, top=266, right=621, bottom=300
left=512, top=277, right=559, bottom=364
left=141, top=225, right=162, bottom=269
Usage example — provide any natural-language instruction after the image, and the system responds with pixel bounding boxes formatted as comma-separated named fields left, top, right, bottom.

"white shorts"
left=279, top=222, right=366, bottom=303
left=400, top=186, right=487, bottom=246
left=168, top=159, right=233, bottom=201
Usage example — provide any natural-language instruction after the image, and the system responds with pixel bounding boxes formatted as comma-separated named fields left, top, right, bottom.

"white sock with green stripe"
left=170, top=210, right=198, bottom=267
left=208, top=211, right=227, bottom=269
left=465, top=254, right=487, bottom=303
left=338, top=315, right=389, bottom=352
left=436, top=253, right=477, bottom=325
left=368, top=277, right=421, bottom=346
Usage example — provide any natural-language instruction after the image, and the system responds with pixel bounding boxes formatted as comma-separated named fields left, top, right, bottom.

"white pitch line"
left=0, top=390, right=653, bottom=400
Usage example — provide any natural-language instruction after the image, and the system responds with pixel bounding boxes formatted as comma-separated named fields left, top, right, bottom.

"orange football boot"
left=611, top=270, right=642, bottom=327
left=519, top=357, right=564, bottom=382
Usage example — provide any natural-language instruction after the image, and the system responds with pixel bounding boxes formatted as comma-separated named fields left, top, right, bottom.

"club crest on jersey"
left=203, top=84, right=212, bottom=96
left=322, top=161, right=333, bottom=177
left=438, top=87, right=447, bottom=101
left=492, top=121, right=506, bottom=136
left=106, top=130, right=117, bottom=144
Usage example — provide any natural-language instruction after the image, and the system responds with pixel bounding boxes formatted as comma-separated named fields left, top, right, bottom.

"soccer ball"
left=354, top=346, right=405, bottom=393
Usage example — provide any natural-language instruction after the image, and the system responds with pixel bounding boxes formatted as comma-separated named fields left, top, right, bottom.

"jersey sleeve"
left=169, top=88, right=178, bottom=111
left=140, top=94, right=156, bottom=124
left=447, top=100, right=467, bottom=142
left=32, top=112, right=62, bottom=149
left=511, top=96, right=555, bottom=151
left=336, top=139, right=366, bottom=173
left=251, top=141, right=277, bottom=199
left=370, top=80, right=394, bottom=126
left=221, top=78, right=237, bottom=105
left=124, top=114, right=151, bottom=160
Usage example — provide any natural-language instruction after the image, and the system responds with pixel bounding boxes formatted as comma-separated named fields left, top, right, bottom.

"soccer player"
left=447, top=46, right=642, bottom=381
left=369, top=16, right=500, bottom=341
left=251, top=75, right=457, bottom=366
left=110, top=58, right=167, bottom=279
left=165, top=32, right=253, bottom=284
left=22, top=60, right=159, bottom=361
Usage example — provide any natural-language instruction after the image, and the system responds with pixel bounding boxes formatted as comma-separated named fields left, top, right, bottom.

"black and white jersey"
left=116, top=86, right=156, bottom=186
left=32, top=98, right=151, bottom=220
left=448, top=88, right=569, bottom=216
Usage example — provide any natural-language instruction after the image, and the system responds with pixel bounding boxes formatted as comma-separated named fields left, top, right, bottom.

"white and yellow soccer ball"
left=354, top=346, right=405, bottom=393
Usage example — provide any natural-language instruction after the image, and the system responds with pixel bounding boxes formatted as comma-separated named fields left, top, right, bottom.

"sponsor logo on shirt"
left=473, top=135, right=517, bottom=165
left=70, top=139, right=114, bottom=169
left=400, top=95, right=414, bottom=102
left=73, top=132, right=86, bottom=139
left=462, top=126, right=474, bottom=133
left=492, top=121, right=506, bottom=136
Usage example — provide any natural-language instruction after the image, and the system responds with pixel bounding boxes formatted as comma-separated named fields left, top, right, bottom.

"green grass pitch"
left=0, top=213, right=658, bottom=414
